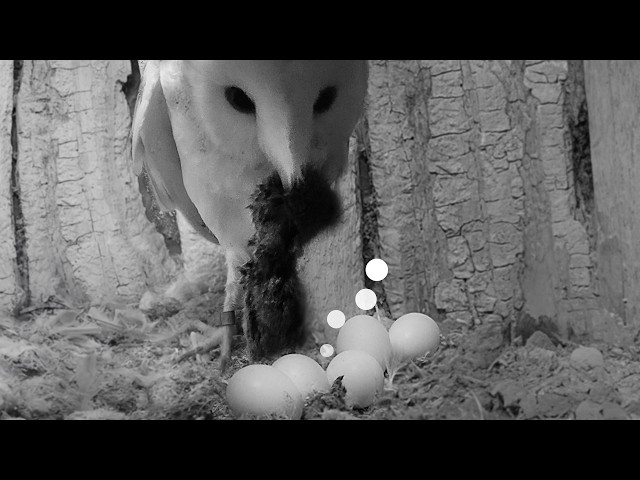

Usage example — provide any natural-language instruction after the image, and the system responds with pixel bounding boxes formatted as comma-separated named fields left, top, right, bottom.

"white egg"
left=336, top=315, right=392, bottom=371
left=388, top=312, right=440, bottom=363
left=326, top=350, right=384, bottom=408
left=226, top=364, right=303, bottom=419
left=272, top=354, right=330, bottom=400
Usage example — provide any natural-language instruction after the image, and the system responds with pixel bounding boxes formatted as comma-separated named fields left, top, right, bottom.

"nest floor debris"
left=2, top=292, right=640, bottom=420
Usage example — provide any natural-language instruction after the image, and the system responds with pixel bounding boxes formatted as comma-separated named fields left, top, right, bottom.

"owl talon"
left=173, top=324, right=237, bottom=365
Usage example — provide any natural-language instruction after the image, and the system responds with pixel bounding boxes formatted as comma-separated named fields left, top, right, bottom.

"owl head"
left=132, top=60, right=368, bottom=248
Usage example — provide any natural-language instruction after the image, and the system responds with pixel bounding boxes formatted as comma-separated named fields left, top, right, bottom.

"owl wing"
left=131, top=60, right=219, bottom=244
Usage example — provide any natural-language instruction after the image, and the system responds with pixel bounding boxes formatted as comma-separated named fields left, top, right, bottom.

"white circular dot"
left=327, top=310, right=346, bottom=329
left=320, top=344, right=335, bottom=357
left=355, top=288, right=377, bottom=310
left=366, top=258, right=388, bottom=282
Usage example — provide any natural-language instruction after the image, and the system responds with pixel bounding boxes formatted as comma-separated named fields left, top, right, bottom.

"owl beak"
left=258, top=102, right=312, bottom=191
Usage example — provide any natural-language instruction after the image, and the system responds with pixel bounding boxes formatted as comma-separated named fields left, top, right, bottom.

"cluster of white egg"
left=332, top=312, right=440, bottom=407
left=226, top=353, right=329, bottom=419
left=225, top=311, right=440, bottom=418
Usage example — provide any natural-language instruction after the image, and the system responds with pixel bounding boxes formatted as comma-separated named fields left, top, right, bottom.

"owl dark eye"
left=313, top=86, right=337, bottom=115
left=225, top=86, right=255, bottom=114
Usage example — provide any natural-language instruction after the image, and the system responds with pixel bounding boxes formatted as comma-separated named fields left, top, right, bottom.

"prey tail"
left=240, top=166, right=341, bottom=360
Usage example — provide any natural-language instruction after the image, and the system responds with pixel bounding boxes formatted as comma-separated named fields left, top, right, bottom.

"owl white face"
left=169, top=60, right=367, bottom=184
left=157, top=60, right=368, bottom=249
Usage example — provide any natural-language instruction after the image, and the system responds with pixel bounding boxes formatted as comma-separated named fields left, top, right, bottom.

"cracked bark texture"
left=0, top=61, right=17, bottom=310
left=585, top=61, right=640, bottom=336
left=364, top=60, right=602, bottom=339
left=520, top=61, right=596, bottom=339
left=0, top=60, right=178, bottom=311
left=2, top=59, right=633, bottom=345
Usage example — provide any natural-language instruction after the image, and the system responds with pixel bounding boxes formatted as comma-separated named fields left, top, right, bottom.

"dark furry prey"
left=240, top=166, right=342, bottom=360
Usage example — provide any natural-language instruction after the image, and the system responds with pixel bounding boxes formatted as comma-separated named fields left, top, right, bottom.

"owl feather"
left=131, top=60, right=368, bottom=369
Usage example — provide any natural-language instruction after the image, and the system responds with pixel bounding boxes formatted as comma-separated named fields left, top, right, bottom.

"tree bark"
left=0, top=61, right=18, bottom=311
left=0, top=60, right=177, bottom=312
left=297, top=135, right=364, bottom=344
left=363, top=61, right=601, bottom=341
left=585, top=60, right=640, bottom=333
left=2, top=59, right=635, bottom=346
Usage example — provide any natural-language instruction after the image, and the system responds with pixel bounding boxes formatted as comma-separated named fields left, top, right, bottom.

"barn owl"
left=131, top=60, right=369, bottom=371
